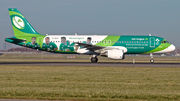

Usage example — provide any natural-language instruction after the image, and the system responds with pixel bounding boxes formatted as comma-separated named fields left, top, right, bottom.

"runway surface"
left=0, top=62, right=180, bottom=67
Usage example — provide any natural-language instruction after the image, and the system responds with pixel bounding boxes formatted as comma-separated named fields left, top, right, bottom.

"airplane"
left=5, top=8, right=176, bottom=63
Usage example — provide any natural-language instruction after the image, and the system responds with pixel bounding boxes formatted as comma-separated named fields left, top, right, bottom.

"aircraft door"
left=150, top=37, right=155, bottom=47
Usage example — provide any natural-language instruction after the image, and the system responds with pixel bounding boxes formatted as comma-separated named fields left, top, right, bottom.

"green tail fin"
left=7, top=8, right=45, bottom=46
left=8, top=8, right=40, bottom=36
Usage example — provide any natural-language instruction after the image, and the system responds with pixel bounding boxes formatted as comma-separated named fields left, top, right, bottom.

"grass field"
left=0, top=65, right=180, bottom=101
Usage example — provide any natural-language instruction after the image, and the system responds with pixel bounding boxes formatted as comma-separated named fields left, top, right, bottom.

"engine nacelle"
left=107, top=50, right=124, bottom=60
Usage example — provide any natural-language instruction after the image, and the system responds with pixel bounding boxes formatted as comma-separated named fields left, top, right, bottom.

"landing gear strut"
left=91, top=56, right=98, bottom=63
left=150, top=53, right=154, bottom=63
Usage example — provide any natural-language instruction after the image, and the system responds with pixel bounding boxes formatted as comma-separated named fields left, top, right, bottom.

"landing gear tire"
left=91, top=57, right=98, bottom=63
left=150, top=53, right=154, bottom=63
left=150, top=59, right=154, bottom=63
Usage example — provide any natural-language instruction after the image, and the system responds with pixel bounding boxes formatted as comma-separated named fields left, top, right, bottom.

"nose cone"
left=154, top=44, right=176, bottom=53
left=168, top=44, right=176, bottom=52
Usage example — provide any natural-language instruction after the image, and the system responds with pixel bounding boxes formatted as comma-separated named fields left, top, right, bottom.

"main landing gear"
left=150, top=53, right=154, bottom=63
left=91, top=56, right=98, bottom=63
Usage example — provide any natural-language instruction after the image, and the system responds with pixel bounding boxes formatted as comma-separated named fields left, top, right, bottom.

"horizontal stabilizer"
left=5, top=37, right=26, bottom=46
left=8, top=38, right=26, bottom=42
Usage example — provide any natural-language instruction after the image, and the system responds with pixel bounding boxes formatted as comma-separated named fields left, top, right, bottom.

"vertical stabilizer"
left=7, top=8, right=45, bottom=45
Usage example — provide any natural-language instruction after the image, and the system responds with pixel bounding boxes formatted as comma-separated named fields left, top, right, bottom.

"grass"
left=0, top=53, right=180, bottom=63
left=0, top=65, right=180, bottom=101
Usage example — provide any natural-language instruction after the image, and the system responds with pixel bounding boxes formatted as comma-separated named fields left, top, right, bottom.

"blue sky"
left=0, top=0, right=180, bottom=49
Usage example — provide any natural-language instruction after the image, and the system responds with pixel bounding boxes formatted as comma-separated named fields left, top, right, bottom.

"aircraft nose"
left=168, top=44, right=176, bottom=52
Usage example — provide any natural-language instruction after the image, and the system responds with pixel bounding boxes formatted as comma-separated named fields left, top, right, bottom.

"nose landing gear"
left=150, top=59, right=154, bottom=63
left=150, top=53, right=154, bottom=63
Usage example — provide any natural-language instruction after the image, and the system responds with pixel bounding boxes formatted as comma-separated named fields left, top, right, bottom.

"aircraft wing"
left=75, top=42, right=121, bottom=53
left=75, top=42, right=105, bottom=51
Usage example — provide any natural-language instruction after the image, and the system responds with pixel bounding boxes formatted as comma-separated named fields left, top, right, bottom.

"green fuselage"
left=100, top=35, right=170, bottom=54
left=6, top=8, right=174, bottom=55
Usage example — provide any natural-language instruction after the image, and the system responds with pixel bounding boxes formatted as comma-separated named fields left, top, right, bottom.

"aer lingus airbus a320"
left=5, top=8, right=176, bottom=63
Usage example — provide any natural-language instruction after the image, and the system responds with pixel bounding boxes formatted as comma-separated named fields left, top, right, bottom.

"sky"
left=0, top=0, right=180, bottom=49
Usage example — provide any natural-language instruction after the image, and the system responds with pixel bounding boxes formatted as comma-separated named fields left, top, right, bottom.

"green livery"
left=26, top=42, right=40, bottom=49
left=5, top=8, right=175, bottom=63
left=42, top=42, right=57, bottom=51
left=59, top=41, right=75, bottom=51
left=8, top=8, right=45, bottom=47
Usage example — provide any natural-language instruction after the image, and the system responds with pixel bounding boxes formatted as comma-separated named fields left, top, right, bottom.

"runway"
left=0, top=62, right=180, bottom=67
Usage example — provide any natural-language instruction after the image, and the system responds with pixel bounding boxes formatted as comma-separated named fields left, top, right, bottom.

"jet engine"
left=107, top=50, right=124, bottom=60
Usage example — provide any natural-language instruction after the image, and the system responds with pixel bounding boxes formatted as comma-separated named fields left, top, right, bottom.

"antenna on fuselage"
left=149, top=33, right=151, bottom=36
left=75, top=33, right=77, bottom=36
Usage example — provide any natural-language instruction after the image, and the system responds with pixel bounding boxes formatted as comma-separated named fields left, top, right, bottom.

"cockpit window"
left=161, top=41, right=169, bottom=43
